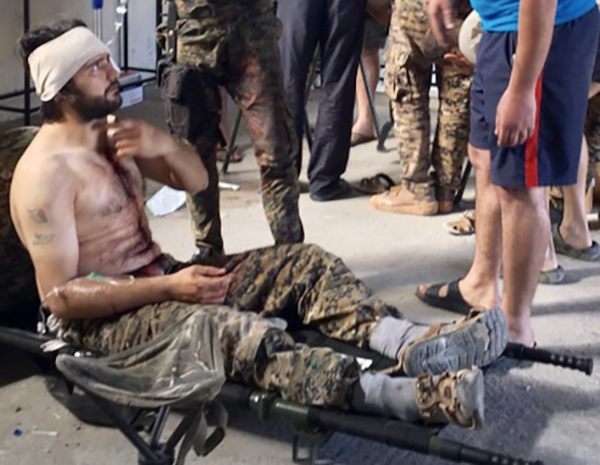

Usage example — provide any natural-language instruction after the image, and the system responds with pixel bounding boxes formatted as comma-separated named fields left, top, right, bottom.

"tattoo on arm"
left=33, top=232, right=55, bottom=246
left=28, top=208, right=49, bottom=224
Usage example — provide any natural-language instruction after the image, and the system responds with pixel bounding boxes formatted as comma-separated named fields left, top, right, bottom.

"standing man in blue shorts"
left=416, top=0, right=599, bottom=346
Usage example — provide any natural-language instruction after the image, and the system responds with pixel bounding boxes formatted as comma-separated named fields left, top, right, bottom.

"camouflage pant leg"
left=226, top=244, right=401, bottom=349
left=431, top=64, right=471, bottom=193
left=56, top=302, right=358, bottom=409
left=385, top=0, right=434, bottom=196
left=161, top=64, right=224, bottom=253
left=585, top=94, right=600, bottom=187
left=224, top=14, right=304, bottom=245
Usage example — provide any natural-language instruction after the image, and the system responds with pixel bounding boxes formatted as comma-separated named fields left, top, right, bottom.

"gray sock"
left=369, top=317, right=430, bottom=360
left=351, top=372, right=421, bottom=422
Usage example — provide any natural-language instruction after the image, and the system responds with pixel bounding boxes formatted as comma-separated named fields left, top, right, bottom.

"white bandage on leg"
left=28, top=26, right=119, bottom=102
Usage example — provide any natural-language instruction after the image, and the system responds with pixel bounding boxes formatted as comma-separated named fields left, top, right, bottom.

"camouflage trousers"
left=384, top=0, right=471, bottom=198
left=57, top=244, right=400, bottom=409
left=159, top=9, right=303, bottom=254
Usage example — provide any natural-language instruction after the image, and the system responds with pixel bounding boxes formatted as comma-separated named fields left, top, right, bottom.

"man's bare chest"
left=76, top=156, right=144, bottom=219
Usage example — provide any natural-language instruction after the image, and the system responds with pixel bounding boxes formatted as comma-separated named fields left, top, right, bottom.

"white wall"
left=0, top=0, right=157, bottom=122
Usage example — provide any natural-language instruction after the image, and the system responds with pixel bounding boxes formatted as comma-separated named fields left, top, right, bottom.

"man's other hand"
left=428, top=0, right=455, bottom=48
left=495, top=86, right=537, bottom=147
left=168, top=265, right=234, bottom=305
left=443, top=52, right=474, bottom=74
left=107, top=119, right=177, bottom=159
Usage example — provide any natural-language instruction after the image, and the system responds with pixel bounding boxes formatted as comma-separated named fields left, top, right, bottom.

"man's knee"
left=467, top=144, right=490, bottom=172
left=495, top=185, right=547, bottom=209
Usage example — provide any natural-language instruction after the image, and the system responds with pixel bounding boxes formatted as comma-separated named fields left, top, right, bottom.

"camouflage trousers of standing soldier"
left=159, top=8, right=303, bottom=255
left=56, top=244, right=400, bottom=409
left=384, top=0, right=471, bottom=199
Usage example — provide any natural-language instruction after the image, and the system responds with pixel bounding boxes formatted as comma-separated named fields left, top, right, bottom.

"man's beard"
left=70, top=82, right=122, bottom=122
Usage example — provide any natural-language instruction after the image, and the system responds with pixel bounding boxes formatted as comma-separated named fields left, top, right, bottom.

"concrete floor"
left=1, top=87, right=600, bottom=465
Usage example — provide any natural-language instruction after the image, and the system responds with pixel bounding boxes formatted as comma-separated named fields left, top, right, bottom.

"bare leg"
left=496, top=186, right=548, bottom=346
left=352, top=47, right=379, bottom=139
left=417, top=145, right=502, bottom=308
left=559, top=137, right=592, bottom=249
left=542, top=234, right=559, bottom=271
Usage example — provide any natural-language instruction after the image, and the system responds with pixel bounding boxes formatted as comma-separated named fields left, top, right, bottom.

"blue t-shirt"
left=471, top=0, right=597, bottom=32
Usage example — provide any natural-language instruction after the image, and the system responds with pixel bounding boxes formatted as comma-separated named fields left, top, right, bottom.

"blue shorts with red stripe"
left=469, top=6, right=600, bottom=188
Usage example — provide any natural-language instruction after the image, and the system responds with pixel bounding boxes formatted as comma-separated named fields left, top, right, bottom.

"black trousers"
left=278, top=0, right=367, bottom=195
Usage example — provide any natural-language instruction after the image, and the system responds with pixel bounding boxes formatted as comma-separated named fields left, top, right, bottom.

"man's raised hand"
left=107, top=119, right=177, bottom=160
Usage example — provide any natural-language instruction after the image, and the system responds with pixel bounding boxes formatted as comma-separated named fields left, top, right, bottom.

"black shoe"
left=309, top=180, right=358, bottom=202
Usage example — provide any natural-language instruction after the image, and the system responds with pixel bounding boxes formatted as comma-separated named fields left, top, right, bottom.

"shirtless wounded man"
left=9, top=19, right=509, bottom=428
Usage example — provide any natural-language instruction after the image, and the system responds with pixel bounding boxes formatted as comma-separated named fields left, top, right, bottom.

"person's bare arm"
left=495, top=0, right=557, bottom=147
left=108, top=119, right=208, bottom=194
left=427, top=0, right=456, bottom=47
left=16, top=159, right=229, bottom=320
left=45, top=265, right=233, bottom=320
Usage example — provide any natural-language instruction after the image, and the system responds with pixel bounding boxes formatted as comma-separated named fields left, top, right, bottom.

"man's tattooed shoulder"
left=32, top=232, right=55, bottom=246
left=28, top=208, right=49, bottom=224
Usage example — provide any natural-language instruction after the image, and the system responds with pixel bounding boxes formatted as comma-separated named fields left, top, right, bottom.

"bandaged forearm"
left=44, top=274, right=172, bottom=320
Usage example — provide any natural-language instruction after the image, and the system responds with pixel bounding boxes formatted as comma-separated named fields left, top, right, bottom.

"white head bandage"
left=28, top=27, right=117, bottom=102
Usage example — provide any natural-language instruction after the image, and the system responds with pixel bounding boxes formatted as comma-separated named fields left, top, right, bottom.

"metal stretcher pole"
left=218, top=383, right=543, bottom=465
left=0, top=327, right=53, bottom=355
left=504, top=343, right=593, bottom=375
left=309, top=409, right=543, bottom=465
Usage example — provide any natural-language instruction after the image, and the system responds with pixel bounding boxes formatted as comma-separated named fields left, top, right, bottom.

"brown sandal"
left=443, top=210, right=475, bottom=236
left=353, top=173, right=395, bottom=195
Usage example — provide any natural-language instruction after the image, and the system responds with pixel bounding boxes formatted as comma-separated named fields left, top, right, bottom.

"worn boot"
left=398, top=308, right=508, bottom=377
left=370, top=185, right=438, bottom=215
left=415, top=368, right=485, bottom=429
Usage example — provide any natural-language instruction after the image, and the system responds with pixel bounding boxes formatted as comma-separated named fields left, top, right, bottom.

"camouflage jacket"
left=157, top=0, right=276, bottom=68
